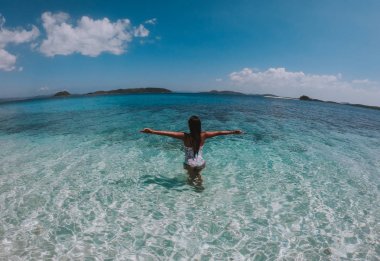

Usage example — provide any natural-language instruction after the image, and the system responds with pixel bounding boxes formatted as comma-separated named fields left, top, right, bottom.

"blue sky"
left=0, top=0, right=380, bottom=105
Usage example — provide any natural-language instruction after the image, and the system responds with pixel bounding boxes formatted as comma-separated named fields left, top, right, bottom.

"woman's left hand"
left=140, top=128, right=154, bottom=133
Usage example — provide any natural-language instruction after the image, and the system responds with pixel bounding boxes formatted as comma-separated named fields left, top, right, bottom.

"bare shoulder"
left=202, top=131, right=214, bottom=138
left=201, top=132, right=207, bottom=143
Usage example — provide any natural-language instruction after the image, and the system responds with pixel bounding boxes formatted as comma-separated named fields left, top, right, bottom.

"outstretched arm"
left=204, top=130, right=242, bottom=139
left=140, top=128, right=185, bottom=140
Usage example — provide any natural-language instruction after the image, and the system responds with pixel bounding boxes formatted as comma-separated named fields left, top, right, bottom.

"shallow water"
left=0, top=93, right=379, bottom=260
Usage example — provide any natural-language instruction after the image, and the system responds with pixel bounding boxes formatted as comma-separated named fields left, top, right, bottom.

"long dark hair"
left=188, top=115, right=202, bottom=155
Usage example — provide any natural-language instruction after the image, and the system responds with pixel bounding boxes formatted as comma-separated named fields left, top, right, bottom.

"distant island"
left=299, top=95, right=380, bottom=110
left=87, top=87, right=171, bottom=95
left=1, top=89, right=379, bottom=111
left=52, top=88, right=172, bottom=97
left=299, top=95, right=325, bottom=102
left=199, top=90, right=245, bottom=95
left=54, top=91, right=71, bottom=97
left=299, top=95, right=312, bottom=101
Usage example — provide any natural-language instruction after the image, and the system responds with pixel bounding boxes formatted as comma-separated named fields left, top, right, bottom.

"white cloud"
left=0, top=49, right=16, bottom=71
left=39, top=86, right=49, bottom=91
left=0, top=26, right=39, bottom=47
left=39, top=12, right=150, bottom=57
left=0, top=14, right=39, bottom=71
left=134, top=24, right=149, bottom=37
left=229, top=67, right=380, bottom=106
left=144, top=18, right=157, bottom=25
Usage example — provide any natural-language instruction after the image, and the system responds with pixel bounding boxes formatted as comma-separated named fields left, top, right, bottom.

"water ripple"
left=0, top=94, right=379, bottom=259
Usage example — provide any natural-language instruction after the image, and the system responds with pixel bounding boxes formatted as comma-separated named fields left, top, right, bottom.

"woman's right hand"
left=233, top=130, right=243, bottom=134
left=140, top=128, right=154, bottom=133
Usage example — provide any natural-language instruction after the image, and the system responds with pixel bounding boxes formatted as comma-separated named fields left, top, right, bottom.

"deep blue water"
left=0, top=93, right=379, bottom=259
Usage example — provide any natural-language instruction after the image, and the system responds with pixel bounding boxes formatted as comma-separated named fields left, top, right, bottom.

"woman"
left=140, top=115, right=242, bottom=185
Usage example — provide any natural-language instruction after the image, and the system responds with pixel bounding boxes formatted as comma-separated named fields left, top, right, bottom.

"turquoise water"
left=0, top=93, right=379, bottom=260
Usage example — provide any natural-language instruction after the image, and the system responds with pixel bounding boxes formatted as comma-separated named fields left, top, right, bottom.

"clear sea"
left=0, top=93, right=379, bottom=260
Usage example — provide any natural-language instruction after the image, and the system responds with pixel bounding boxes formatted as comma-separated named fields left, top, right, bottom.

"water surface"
left=0, top=94, right=379, bottom=259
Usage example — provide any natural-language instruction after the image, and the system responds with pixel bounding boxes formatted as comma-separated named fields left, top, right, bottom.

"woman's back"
left=183, top=132, right=206, bottom=168
left=183, top=132, right=206, bottom=148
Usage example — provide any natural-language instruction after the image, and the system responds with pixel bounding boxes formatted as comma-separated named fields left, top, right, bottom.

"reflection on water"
left=141, top=174, right=188, bottom=191
left=141, top=174, right=205, bottom=192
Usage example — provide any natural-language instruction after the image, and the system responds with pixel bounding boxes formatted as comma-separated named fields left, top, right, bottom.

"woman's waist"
left=184, top=157, right=205, bottom=168
left=184, top=154, right=205, bottom=163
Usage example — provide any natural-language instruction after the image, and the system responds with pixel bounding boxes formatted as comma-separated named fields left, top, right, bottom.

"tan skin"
left=140, top=128, right=242, bottom=185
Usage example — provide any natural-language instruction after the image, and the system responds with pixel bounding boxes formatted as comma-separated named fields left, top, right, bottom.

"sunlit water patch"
left=0, top=94, right=379, bottom=260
